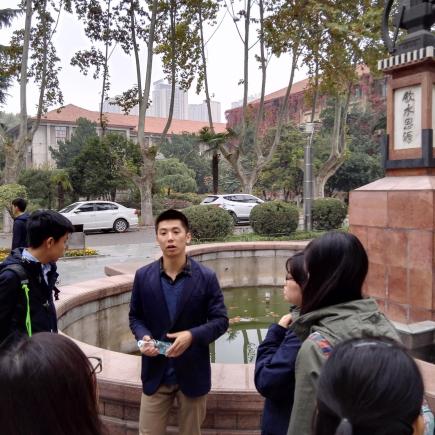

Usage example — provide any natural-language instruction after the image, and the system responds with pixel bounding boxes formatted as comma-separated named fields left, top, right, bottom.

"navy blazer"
left=129, top=258, right=229, bottom=397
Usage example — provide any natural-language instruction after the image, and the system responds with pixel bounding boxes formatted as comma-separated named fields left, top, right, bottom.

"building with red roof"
left=225, top=67, right=387, bottom=131
left=29, top=104, right=227, bottom=167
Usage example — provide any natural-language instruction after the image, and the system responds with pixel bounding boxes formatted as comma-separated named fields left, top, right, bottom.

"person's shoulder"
left=135, top=260, right=159, bottom=278
left=15, top=213, right=29, bottom=223
left=189, top=257, right=215, bottom=277
left=0, top=257, right=25, bottom=285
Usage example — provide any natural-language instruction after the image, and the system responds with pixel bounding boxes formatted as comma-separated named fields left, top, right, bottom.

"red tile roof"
left=37, top=104, right=227, bottom=134
left=238, top=65, right=371, bottom=108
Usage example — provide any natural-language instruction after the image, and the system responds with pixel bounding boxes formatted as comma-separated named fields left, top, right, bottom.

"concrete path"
left=0, top=228, right=161, bottom=286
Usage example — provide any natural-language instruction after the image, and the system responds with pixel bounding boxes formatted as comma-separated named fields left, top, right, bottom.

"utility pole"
left=303, top=122, right=315, bottom=231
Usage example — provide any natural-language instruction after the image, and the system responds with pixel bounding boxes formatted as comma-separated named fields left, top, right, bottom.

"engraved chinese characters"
left=394, top=86, right=422, bottom=149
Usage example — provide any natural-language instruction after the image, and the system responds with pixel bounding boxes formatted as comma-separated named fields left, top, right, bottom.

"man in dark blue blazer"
left=129, top=209, right=228, bottom=435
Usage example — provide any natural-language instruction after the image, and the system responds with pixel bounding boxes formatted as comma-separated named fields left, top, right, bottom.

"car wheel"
left=113, top=218, right=129, bottom=233
left=229, top=211, right=238, bottom=224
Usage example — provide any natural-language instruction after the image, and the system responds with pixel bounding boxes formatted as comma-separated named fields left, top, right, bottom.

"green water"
left=132, top=287, right=289, bottom=364
left=212, top=286, right=289, bottom=364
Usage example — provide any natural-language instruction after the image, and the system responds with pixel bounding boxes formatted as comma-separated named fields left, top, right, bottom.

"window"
left=244, top=195, right=260, bottom=203
left=202, top=196, right=218, bottom=204
left=77, top=204, right=94, bottom=213
left=55, top=126, right=67, bottom=143
left=60, top=203, right=79, bottom=213
left=96, top=203, right=118, bottom=211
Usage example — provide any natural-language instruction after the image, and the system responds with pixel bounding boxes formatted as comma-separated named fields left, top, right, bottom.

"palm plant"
left=50, top=169, right=73, bottom=210
left=198, top=127, right=235, bottom=194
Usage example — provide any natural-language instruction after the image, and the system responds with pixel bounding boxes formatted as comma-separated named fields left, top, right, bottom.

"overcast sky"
left=1, top=1, right=308, bottom=120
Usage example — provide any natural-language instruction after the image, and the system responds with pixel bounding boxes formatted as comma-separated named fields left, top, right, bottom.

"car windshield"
left=59, top=203, right=80, bottom=213
left=202, top=196, right=218, bottom=204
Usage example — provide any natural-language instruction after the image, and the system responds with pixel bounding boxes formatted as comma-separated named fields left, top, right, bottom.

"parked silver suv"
left=200, top=194, right=264, bottom=223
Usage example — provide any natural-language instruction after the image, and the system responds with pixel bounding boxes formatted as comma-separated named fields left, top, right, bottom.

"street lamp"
left=301, top=122, right=320, bottom=231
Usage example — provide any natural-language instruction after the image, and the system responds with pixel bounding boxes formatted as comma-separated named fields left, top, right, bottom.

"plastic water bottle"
left=137, top=339, right=172, bottom=355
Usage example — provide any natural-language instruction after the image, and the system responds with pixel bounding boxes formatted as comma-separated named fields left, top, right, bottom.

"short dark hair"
left=155, top=209, right=189, bottom=233
left=0, top=332, right=105, bottom=435
left=314, top=337, right=424, bottom=435
left=27, top=210, right=74, bottom=248
left=12, top=197, right=27, bottom=212
left=285, top=251, right=307, bottom=288
left=300, top=232, right=368, bottom=315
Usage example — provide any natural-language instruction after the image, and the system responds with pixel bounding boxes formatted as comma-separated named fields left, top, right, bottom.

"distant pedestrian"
left=11, top=197, right=29, bottom=250
left=0, top=210, right=74, bottom=343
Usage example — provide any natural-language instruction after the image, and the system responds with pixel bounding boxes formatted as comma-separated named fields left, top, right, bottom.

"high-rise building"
left=149, top=79, right=188, bottom=120
left=188, top=101, right=221, bottom=123
left=101, top=97, right=139, bottom=115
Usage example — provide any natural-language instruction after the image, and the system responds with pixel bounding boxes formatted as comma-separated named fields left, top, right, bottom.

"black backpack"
left=1, top=263, right=32, bottom=336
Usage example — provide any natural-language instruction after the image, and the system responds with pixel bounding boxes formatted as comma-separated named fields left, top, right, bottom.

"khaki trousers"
left=139, top=384, right=207, bottom=435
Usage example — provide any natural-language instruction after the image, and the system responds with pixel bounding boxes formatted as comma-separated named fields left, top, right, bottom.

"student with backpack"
left=286, top=232, right=401, bottom=435
left=0, top=210, right=73, bottom=343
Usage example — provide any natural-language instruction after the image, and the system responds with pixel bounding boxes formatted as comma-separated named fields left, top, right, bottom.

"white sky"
left=1, top=1, right=308, bottom=121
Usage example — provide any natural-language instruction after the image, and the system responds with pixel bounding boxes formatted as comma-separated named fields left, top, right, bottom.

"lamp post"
left=302, top=122, right=316, bottom=231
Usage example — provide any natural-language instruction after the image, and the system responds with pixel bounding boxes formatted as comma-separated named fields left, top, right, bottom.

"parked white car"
left=200, top=194, right=264, bottom=223
left=59, top=201, right=139, bottom=233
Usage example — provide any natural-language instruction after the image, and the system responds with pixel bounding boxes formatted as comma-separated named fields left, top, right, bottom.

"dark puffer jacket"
left=11, top=213, right=29, bottom=250
left=0, top=248, right=59, bottom=343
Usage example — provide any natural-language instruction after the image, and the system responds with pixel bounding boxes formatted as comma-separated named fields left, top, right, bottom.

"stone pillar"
left=349, top=48, right=435, bottom=324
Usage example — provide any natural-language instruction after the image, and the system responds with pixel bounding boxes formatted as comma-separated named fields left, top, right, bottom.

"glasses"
left=88, top=356, right=102, bottom=375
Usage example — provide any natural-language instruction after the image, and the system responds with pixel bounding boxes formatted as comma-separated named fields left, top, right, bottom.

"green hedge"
left=152, top=196, right=193, bottom=217
left=250, top=201, right=299, bottom=236
left=167, top=192, right=203, bottom=205
left=183, top=205, right=234, bottom=241
left=312, top=198, right=347, bottom=230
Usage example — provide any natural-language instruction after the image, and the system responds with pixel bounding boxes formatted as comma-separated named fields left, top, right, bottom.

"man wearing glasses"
left=129, top=209, right=228, bottom=435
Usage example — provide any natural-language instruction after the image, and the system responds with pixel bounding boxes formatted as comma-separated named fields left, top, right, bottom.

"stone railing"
left=57, top=241, right=435, bottom=434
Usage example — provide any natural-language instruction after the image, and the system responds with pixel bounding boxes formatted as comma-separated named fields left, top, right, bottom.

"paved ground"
left=0, top=228, right=161, bottom=286
left=0, top=225, right=254, bottom=286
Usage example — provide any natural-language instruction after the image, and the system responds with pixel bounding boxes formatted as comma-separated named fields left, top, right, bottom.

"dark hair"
left=285, top=251, right=307, bottom=288
left=300, top=232, right=368, bottom=314
left=12, top=198, right=27, bottom=212
left=155, top=209, right=189, bottom=233
left=0, top=332, right=105, bottom=435
left=314, top=337, right=424, bottom=435
left=27, top=210, right=74, bottom=248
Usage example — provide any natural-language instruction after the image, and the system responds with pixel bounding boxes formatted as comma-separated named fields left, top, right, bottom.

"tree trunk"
left=212, top=152, right=219, bottom=194
left=58, top=183, right=65, bottom=209
left=314, top=90, right=351, bottom=198
left=198, top=7, right=219, bottom=194
left=136, top=0, right=157, bottom=226
left=12, top=0, right=33, bottom=182
left=99, top=0, right=111, bottom=137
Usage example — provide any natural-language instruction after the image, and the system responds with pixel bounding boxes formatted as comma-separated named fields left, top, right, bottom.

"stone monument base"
left=349, top=175, right=435, bottom=324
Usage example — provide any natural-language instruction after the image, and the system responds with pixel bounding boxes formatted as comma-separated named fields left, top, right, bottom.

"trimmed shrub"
left=152, top=196, right=193, bottom=217
left=183, top=205, right=234, bottom=241
left=250, top=201, right=299, bottom=236
left=168, top=192, right=203, bottom=205
left=312, top=198, right=347, bottom=230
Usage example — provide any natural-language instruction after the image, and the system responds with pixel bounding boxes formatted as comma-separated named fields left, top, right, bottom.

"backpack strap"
left=2, top=264, right=32, bottom=337
left=308, top=331, right=333, bottom=358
